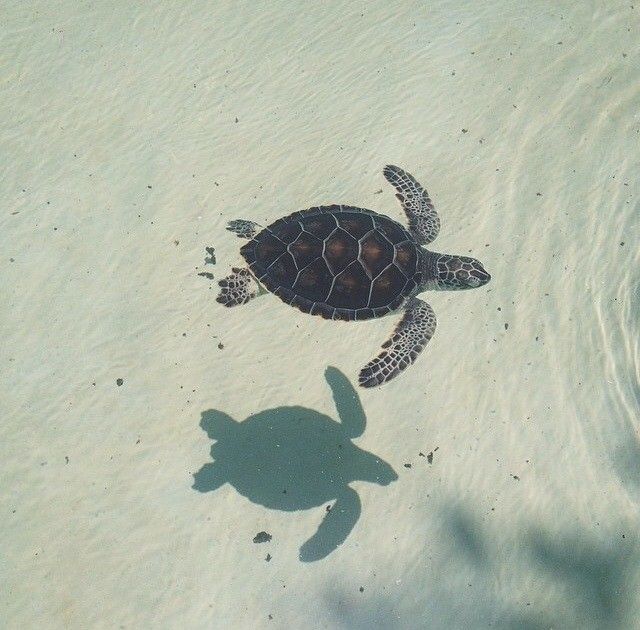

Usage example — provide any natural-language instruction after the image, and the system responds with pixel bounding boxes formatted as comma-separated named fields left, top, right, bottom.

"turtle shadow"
left=193, top=366, right=398, bottom=562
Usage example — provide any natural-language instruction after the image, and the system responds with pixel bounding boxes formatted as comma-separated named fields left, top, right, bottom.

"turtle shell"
left=240, top=205, right=422, bottom=321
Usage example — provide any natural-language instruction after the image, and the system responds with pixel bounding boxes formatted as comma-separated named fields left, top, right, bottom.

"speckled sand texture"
left=1, top=2, right=639, bottom=629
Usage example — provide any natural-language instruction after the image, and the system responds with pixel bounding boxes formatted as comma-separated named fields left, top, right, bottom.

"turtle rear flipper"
left=217, top=268, right=257, bottom=307
left=384, top=165, right=440, bottom=245
left=299, top=486, right=361, bottom=562
left=227, top=219, right=260, bottom=239
left=359, top=298, right=436, bottom=388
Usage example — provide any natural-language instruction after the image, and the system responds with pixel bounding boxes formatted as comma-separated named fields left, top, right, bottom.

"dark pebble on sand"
left=218, top=342, right=224, bottom=349
left=253, top=531, right=272, bottom=543
left=404, top=463, right=412, bottom=468
left=359, top=586, right=364, bottom=593
left=504, top=323, right=509, bottom=330
left=198, top=272, right=215, bottom=280
left=265, top=554, right=272, bottom=562
left=116, top=378, right=124, bottom=386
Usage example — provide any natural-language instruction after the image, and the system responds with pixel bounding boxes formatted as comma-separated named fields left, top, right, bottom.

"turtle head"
left=435, top=254, right=491, bottom=290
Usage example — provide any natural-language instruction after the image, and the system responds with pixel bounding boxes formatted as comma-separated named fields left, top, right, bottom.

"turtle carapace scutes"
left=216, top=165, right=490, bottom=387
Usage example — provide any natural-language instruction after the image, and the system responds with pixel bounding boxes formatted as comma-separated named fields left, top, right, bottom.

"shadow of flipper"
left=200, top=410, right=236, bottom=440
left=192, top=462, right=227, bottom=493
left=325, top=366, right=366, bottom=438
left=299, top=486, right=361, bottom=562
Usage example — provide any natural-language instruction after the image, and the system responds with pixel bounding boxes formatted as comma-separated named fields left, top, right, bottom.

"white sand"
left=1, top=2, right=639, bottom=628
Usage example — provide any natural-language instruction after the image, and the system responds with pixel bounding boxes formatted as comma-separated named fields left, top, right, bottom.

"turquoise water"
left=1, top=2, right=639, bottom=628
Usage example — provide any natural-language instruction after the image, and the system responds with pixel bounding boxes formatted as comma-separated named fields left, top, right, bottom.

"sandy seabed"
left=2, top=2, right=639, bottom=628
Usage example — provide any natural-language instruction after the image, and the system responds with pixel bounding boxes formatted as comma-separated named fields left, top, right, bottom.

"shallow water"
left=1, top=2, right=639, bottom=628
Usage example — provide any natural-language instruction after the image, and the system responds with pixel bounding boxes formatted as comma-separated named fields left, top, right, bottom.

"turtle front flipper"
left=299, top=486, right=361, bottom=562
left=216, top=267, right=258, bottom=307
left=383, top=165, right=440, bottom=245
left=359, top=298, right=436, bottom=388
left=226, top=219, right=260, bottom=239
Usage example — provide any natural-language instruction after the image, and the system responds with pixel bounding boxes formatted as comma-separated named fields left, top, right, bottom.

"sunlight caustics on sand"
left=1, top=2, right=639, bottom=628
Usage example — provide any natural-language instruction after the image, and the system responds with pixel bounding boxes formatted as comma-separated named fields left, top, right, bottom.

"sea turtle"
left=192, top=367, right=397, bottom=561
left=217, top=165, right=490, bottom=387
